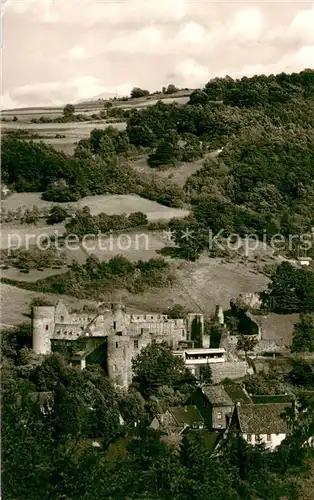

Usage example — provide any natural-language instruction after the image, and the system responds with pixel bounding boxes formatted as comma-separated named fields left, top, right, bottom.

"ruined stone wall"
left=211, top=361, right=248, bottom=383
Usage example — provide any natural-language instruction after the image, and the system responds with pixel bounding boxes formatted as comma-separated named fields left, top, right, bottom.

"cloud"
left=3, top=77, right=135, bottom=108
left=5, top=0, right=189, bottom=26
left=228, top=8, right=264, bottom=41
left=108, top=26, right=163, bottom=54
left=175, top=21, right=205, bottom=44
left=3, top=1, right=313, bottom=108
left=175, top=59, right=209, bottom=85
left=68, top=45, right=89, bottom=60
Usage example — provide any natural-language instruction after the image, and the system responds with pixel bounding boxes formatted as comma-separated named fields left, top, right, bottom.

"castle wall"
left=32, top=300, right=205, bottom=388
left=210, top=361, right=249, bottom=383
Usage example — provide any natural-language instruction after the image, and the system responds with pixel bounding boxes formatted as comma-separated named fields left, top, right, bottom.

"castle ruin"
left=32, top=300, right=204, bottom=388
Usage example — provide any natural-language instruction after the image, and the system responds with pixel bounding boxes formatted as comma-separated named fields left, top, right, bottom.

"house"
left=228, top=402, right=293, bottom=451
left=150, top=405, right=204, bottom=434
left=187, top=383, right=252, bottom=430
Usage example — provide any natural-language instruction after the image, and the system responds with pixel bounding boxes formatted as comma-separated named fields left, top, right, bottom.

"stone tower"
left=32, top=305, right=55, bottom=354
left=107, top=334, right=132, bottom=388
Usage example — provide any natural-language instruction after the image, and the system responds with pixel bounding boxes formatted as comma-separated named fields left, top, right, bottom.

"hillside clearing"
left=1, top=255, right=270, bottom=325
left=2, top=192, right=189, bottom=217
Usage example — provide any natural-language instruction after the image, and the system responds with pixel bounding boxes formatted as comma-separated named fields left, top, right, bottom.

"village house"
left=149, top=405, right=204, bottom=435
left=187, top=383, right=252, bottom=430
left=228, top=402, right=293, bottom=451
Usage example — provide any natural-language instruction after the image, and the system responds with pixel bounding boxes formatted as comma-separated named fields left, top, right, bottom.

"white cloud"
left=175, top=59, right=209, bottom=85
left=229, top=8, right=264, bottom=41
left=108, top=27, right=163, bottom=54
left=68, top=45, right=89, bottom=60
left=4, top=77, right=135, bottom=108
left=6, top=0, right=188, bottom=26
left=175, top=21, right=205, bottom=44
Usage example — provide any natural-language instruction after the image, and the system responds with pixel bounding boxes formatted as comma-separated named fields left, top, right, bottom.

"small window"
left=181, top=329, right=185, bottom=338
left=60, top=316, right=64, bottom=322
left=116, top=342, right=119, bottom=348
left=134, top=340, right=139, bottom=349
left=247, top=434, right=252, bottom=442
left=217, top=412, right=222, bottom=420
left=267, top=434, right=271, bottom=442
left=45, top=325, right=49, bottom=330
left=140, top=328, right=144, bottom=335
left=151, top=316, right=154, bottom=319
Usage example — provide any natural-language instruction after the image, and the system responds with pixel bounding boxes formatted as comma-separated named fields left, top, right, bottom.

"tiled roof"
left=170, top=405, right=204, bottom=426
left=236, top=403, right=292, bottom=434
left=224, top=384, right=252, bottom=405
left=202, top=385, right=234, bottom=407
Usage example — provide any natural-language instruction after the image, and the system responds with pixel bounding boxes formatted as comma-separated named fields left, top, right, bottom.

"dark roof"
left=169, top=406, right=204, bottom=426
left=236, top=403, right=292, bottom=434
left=224, top=384, right=252, bottom=405
left=251, top=395, right=294, bottom=405
left=202, top=385, right=234, bottom=407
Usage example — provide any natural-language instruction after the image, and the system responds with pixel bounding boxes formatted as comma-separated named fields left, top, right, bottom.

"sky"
left=2, top=0, right=314, bottom=109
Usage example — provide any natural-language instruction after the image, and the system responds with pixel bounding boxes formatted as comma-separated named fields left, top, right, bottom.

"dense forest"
left=3, top=326, right=314, bottom=500
left=2, top=70, right=314, bottom=248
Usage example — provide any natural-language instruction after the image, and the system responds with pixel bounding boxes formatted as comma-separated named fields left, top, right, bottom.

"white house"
left=228, top=402, right=292, bottom=451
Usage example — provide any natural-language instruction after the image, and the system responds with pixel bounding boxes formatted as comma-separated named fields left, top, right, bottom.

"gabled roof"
left=224, top=384, right=252, bottom=405
left=202, top=385, right=234, bottom=407
left=169, top=405, right=204, bottom=426
left=235, top=403, right=292, bottom=434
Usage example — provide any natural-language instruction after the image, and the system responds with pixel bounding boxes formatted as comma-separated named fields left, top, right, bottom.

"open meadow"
left=2, top=192, right=189, bottom=219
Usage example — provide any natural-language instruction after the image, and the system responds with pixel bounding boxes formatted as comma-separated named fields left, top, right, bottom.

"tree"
left=132, top=341, right=195, bottom=395
left=164, top=84, right=178, bottom=95
left=199, top=363, right=212, bottom=384
left=148, top=140, right=177, bottom=167
left=46, top=205, right=69, bottom=225
left=21, top=206, right=40, bottom=225
left=236, top=335, right=258, bottom=354
left=63, top=103, right=75, bottom=119
left=130, top=87, right=150, bottom=99
left=265, top=263, right=314, bottom=314
left=291, top=314, right=314, bottom=352
left=164, top=304, right=188, bottom=319
left=191, top=316, right=203, bottom=348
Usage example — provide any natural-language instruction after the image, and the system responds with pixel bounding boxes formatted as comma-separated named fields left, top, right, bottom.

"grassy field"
left=2, top=192, right=189, bottom=218
left=130, top=149, right=221, bottom=188
left=0, top=283, right=147, bottom=327
left=2, top=121, right=127, bottom=154
left=2, top=91, right=192, bottom=120
left=1, top=253, right=270, bottom=325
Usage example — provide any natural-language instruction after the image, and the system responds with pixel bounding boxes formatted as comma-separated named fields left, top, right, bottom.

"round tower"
left=32, top=306, right=55, bottom=355
left=107, top=335, right=131, bottom=388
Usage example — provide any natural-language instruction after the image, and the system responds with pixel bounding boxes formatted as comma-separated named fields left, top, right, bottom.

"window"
left=113, top=321, right=116, bottom=330
left=134, top=340, right=139, bottom=349
left=217, top=412, right=222, bottom=420
left=181, top=329, right=185, bottom=338
left=247, top=434, right=252, bottom=443
left=45, top=325, right=49, bottom=330
left=60, top=316, right=64, bottom=322
left=267, top=434, right=271, bottom=442
left=116, top=342, right=119, bottom=348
